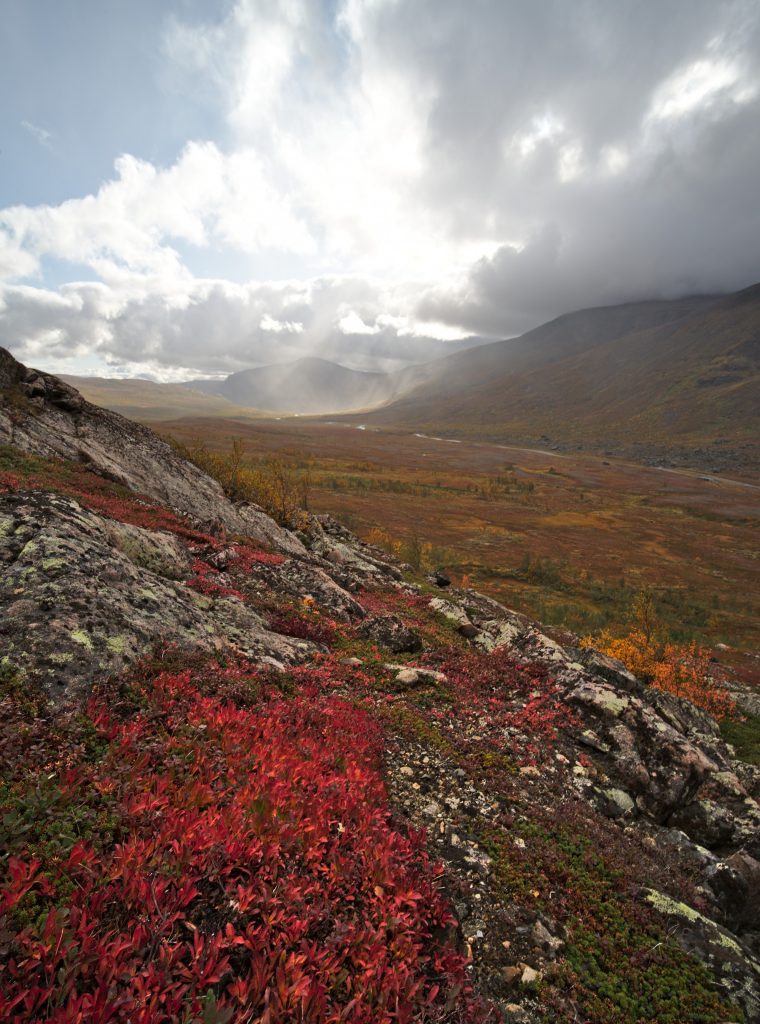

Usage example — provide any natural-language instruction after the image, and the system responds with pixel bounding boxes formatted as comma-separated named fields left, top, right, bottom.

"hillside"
left=357, top=287, right=760, bottom=469
left=186, top=356, right=401, bottom=414
left=59, top=375, right=267, bottom=421
left=1, top=348, right=760, bottom=1023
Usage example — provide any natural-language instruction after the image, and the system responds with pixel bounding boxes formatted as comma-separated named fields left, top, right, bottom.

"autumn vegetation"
left=0, top=445, right=750, bottom=1022
left=155, top=419, right=760, bottom=655
left=583, top=590, right=737, bottom=720
left=171, top=438, right=311, bottom=529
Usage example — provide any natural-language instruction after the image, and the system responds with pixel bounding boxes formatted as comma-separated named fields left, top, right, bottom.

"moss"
left=482, top=822, right=741, bottom=1024
left=106, top=635, right=128, bottom=655
left=376, top=703, right=459, bottom=759
left=41, top=557, right=65, bottom=570
left=473, top=749, right=519, bottom=777
left=644, top=888, right=703, bottom=923
left=71, top=629, right=94, bottom=651
left=0, top=659, right=25, bottom=697
left=595, top=689, right=630, bottom=716
left=0, top=514, right=14, bottom=538
left=49, top=652, right=74, bottom=665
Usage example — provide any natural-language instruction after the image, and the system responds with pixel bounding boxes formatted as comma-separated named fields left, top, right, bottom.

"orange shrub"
left=583, top=628, right=735, bottom=720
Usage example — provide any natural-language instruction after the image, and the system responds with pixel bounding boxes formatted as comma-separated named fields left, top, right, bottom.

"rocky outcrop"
left=0, top=347, right=303, bottom=554
left=0, top=489, right=311, bottom=696
left=429, top=591, right=760, bottom=852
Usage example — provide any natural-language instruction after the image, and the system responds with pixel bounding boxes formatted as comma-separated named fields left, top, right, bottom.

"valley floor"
left=156, top=417, right=760, bottom=680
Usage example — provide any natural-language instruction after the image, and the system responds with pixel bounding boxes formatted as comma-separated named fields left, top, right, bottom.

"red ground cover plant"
left=426, top=647, right=580, bottom=761
left=0, top=469, right=21, bottom=492
left=356, top=641, right=580, bottom=768
left=264, top=606, right=341, bottom=648
left=0, top=656, right=492, bottom=1023
left=186, top=558, right=248, bottom=601
left=355, top=589, right=434, bottom=620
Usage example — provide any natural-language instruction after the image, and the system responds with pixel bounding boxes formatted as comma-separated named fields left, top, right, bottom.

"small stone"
left=519, top=766, right=540, bottom=777
left=532, top=920, right=564, bottom=953
left=501, top=966, right=523, bottom=987
left=358, top=614, right=422, bottom=654
left=399, top=765, right=414, bottom=777
left=519, top=964, right=542, bottom=987
left=600, top=786, right=636, bottom=819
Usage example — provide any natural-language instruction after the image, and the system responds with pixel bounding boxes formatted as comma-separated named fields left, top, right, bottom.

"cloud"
left=1, top=0, right=759, bottom=373
left=20, top=120, right=53, bottom=148
left=0, top=141, right=315, bottom=285
left=0, top=273, right=478, bottom=379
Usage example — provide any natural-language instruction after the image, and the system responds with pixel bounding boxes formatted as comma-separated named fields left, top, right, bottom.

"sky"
left=1, top=0, right=759, bottom=380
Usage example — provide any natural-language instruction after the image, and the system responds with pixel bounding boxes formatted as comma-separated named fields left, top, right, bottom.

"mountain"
left=2, top=347, right=760, bottom=1020
left=186, top=355, right=402, bottom=414
left=358, top=287, right=760, bottom=460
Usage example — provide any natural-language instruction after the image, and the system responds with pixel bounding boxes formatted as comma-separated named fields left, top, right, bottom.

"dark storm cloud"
left=364, top=0, right=760, bottom=333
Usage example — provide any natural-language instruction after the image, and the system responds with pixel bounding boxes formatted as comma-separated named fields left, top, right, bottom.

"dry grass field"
left=155, top=416, right=760, bottom=670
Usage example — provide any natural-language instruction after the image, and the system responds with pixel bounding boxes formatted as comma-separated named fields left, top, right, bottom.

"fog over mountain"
left=1, top=1, right=759, bottom=380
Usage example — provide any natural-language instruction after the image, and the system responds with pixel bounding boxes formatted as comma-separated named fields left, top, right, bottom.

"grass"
left=720, top=711, right=760, bottom=765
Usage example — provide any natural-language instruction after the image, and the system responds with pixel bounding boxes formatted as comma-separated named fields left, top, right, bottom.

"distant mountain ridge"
left=58, top=375, right=263, bottom=421
left=185, top=355, right=400, bottom=414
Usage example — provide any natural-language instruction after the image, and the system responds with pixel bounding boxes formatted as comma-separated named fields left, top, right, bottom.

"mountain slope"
left=472, top=285, right=760, bottom=443
left=361, top=288, right=760, bottom=458
left=361, top=293, right=722, bottom=420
